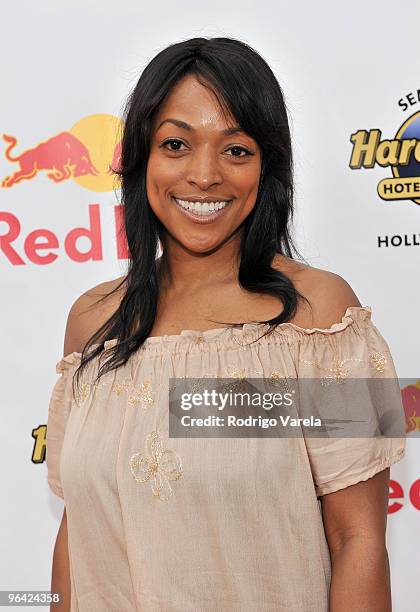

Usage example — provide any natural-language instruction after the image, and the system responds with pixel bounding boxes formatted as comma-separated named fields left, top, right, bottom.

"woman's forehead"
left=153, top=75, right=237, bottom=133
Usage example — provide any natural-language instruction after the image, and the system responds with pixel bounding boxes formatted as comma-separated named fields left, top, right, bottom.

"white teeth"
left=174, top=198, right=230, bottom=216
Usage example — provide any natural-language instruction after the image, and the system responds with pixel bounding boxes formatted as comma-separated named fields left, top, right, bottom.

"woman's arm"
left=49, top=296, right=86, bottom=611
left=51, top=509, right=71, bottom=611
left=48, top=277, right=125, bottom=610
left=321, top=467, right=392, bottom=611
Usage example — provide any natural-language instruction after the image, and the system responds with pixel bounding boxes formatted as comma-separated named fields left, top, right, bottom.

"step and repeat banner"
left=1, top=1, right=418, bottom=610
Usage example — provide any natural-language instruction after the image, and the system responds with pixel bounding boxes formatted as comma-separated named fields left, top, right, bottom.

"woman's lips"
left=171, top=196, right=233, bottom=224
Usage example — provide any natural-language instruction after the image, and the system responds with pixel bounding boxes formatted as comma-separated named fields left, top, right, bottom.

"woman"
left=46, top=37, right=406, bottom=611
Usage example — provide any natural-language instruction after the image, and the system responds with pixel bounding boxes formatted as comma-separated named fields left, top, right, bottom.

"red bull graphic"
left=388, top=478, right=420, bottom=513
left=402, top=380, right=420, bottom=433
left=0, top=204, right=129, bottom=265
left=2, top=132, right=100, bottom=187
left=349, top=88, right=420, bottom=206
left=1, top=113, right=123, bottom=192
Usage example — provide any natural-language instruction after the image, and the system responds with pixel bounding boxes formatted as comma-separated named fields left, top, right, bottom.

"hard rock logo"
left=349, top=110, right=420, bottom=205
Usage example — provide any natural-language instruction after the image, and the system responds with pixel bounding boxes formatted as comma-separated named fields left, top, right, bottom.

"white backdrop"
left=1, top=1, right=418, bottom=610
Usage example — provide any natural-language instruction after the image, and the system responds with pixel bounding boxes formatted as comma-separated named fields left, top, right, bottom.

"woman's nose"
left=185, top=150, right=223, bottom=189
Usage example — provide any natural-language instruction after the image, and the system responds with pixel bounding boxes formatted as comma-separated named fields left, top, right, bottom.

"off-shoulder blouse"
left=46, top=306, right=406, bottom=612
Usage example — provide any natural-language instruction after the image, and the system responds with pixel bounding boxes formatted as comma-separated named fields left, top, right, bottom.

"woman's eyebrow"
left=156, top=118, right=244, bottom=136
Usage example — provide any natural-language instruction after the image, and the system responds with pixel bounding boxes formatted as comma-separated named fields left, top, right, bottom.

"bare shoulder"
left=272, top=255, right=362, bottom=329
left=63, top=275, right=127, bottom=355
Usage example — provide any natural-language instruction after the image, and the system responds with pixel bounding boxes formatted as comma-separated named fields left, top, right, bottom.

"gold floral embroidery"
left=127, top=382, right=157, bottom=408
left=112, top=377, right=132, bottom=396
left=370, top=352, right=387, bottom=373
left=168, top=374, right=216, bottom=394
left=220, top=366, right=248, bottom=393
left=130, top=430, right=183, bottom=501
left=74, top=372, right=114, bottom=406
left=300, top=357, right=364, bottom=386
left=225, top=365, right=250, bottom=378
left=74, top=381, right=92, bottom=406
left=224, top=365, right=262, bottom=378
left=300, top=348, right=390, bottom=383
left=74, top=371, right=160, bottom=410
left=268, top=371, right=292, bottom=392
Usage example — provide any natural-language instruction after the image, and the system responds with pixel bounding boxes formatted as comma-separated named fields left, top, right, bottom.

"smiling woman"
left=46, top=36, right=406, bottom=612
left=69, top=35, right=305, bottom=367
left=147, top=90, right=261, bottom=231
left=147, top=74, right=262, bottom=238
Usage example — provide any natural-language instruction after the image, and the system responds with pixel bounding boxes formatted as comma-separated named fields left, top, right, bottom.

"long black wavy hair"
left=72, top=36, right=312, bottom=398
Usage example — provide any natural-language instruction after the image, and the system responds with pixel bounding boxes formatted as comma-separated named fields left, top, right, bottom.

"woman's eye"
left=161, top=139, right=187, bottom=151
left=226, top=146, right=252, bottom=157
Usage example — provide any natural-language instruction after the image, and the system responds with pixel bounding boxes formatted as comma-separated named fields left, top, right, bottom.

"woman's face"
left=146, top=74, right=262, bottom=254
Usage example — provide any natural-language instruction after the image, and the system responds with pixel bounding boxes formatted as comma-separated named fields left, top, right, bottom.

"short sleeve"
left=46, top=353, right=79, bottom=499
left=296, top=306, right=406, bottom=497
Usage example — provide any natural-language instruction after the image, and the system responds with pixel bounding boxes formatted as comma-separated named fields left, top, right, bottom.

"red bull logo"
left=0, top=203, right=129, bottom=265
left=1, top=113, right=123, bottom=192
left=0, top=114, right=129, bottom=265
left=2, top=132, right=100, bottom=187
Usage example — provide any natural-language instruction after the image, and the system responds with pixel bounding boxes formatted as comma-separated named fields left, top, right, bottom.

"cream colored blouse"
left=46, top=306, right=406, bottom=612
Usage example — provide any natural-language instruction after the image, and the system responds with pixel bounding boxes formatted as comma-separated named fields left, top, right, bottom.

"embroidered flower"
left=130, top=430, right=183, bottom=501
left=74, top=381, right=92, bottom=406
left=300, top=356, right=364, bottom=386
left=112, top=377, right=132, bottom=396
left=127, top=382, right=157, bottom=408
left=221, top=366, right=249, bottom=393
left=370, top=352, right=387, bottom=373
left=226, top=365, right=249, bottom=378
left=268, top=371, right=292, bottom=392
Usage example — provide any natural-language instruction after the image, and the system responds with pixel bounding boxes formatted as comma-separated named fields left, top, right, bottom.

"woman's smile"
left=170, top=195, right=234, bottom=224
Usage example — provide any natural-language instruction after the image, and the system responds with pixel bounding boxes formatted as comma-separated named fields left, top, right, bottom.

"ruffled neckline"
left=103, top=305, right=372, bottom=347
left=56, top=305, right=372, bottom=370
